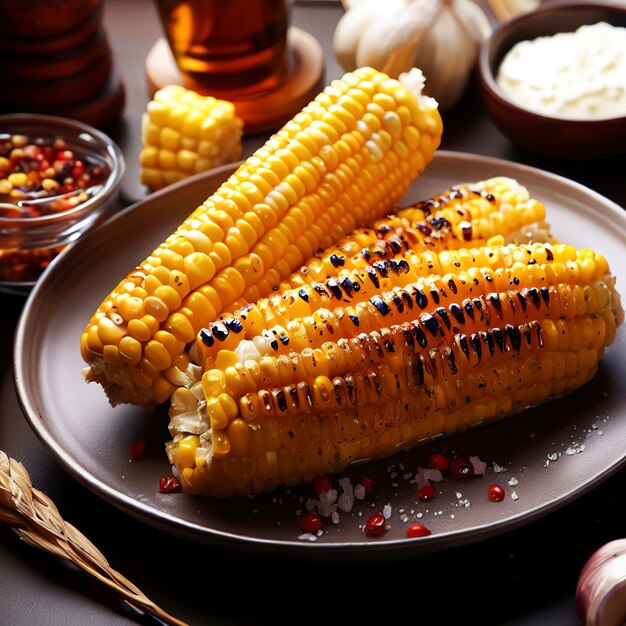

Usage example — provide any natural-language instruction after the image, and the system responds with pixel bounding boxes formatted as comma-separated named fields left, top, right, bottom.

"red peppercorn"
left=406, top=523, right=432, bottom=538
left=417, top=484, right=436, bottom=501
left=301, top=511, right=322, bottom=533
left=487, top=484, right=505, bottom=502
left=159, top=476, right=181, bottom=493
left=360, top=475, right=374, bottom=496
left=129, top=439, right=146, bottom=460
left=450, top=458, right=475, bottom=479
left=313, top=474, right=333, bottom=495
left=428, top=453, right=450, bottom=471
left=365, top=513, right=387, bottom=537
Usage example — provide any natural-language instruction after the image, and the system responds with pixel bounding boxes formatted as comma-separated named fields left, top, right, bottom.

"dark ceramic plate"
left=14, top=152, right=626, bottom=561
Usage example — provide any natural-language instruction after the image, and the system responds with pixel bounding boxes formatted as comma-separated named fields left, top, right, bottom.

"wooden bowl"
left=477, top=0, right=626, bottom=160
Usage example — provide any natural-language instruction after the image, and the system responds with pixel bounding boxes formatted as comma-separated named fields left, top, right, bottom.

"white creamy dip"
left=496, top=22, right=626, bottom=120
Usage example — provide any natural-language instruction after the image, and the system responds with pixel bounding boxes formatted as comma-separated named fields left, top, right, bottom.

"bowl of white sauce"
left=478, top=0, right=626, bottom=160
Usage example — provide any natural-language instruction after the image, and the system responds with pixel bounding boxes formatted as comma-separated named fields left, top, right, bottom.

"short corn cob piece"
left=166, top=240, right=622, bottom=497
left=82, top=67, right=443, bottom=406
left=140, top=85, right=244, bottom=192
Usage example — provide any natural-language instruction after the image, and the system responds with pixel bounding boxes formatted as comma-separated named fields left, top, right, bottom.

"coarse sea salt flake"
left=331, top=511, right=340, bottom=524
left=338, top=492, right=355, bottom=513
left=383, top=504, right=392, bottom=519
left=547, top=452, right=558, bottom=462
left=354, top=484, right=366, bottom=500
left=511, top=490, right=519, bottom=501
left=339, top=476, right=353, bottom=495
left=493, top=462, right=505, bottom=473
left=508, top=477, right=519, bottom=486
left=298, top=533, right=318, bottom=542
left=469, top=455, right=487, bottom=475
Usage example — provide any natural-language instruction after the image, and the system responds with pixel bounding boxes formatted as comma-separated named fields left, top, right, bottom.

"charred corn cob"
left=82, top=67, right=443, bottom=406
left=276, top=175, right=549, bottom=296
left=191, top=176, right=550, bottom=367
left=140, top=85, right=244, bottom=191
left=166, top=238, right=622, bottom=497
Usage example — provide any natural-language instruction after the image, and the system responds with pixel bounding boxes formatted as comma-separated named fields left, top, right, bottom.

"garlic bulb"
left=576, top=539, right=626, bottom=626
left=333, top=0, right=492, bottom=112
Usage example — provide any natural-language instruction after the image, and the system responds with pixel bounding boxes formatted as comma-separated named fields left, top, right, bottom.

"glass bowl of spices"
left=0, top=113, right=124, bottom=295
left=477, top=0, right=626, bottom=160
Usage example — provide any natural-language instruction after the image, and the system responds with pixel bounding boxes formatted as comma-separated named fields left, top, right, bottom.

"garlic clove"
left=576, top=539, right=626, bottom=626
left=333, top=0, right=408, bottom=73
left=354, top=0, right=438, bottom=79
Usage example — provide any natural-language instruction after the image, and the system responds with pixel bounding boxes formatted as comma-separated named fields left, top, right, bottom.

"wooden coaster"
left=145, top=26, right=326, bottom=134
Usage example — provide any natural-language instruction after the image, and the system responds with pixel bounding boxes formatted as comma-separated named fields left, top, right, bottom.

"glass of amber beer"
left=154, top=0, right=290, bottom=97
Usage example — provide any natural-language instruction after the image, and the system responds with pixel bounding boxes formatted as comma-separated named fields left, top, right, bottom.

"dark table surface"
left=2, top=1, right=626, bottom=625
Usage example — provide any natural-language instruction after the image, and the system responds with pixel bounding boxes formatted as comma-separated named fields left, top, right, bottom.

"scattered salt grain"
left=508, top=477, right=519, bottom=486
left=299, top=533, right=318, bottom=542
left=469, top=455, right=487, bottom=475
left=400, top=514, right=409, bottom=523
left=493, top=462, right=505, bottom=473
left=383, top=504, right=392, bottom=519
left=354, top=484, right=366, bottom=500
left=511, top=490, right=519, bottom=501
left=316, top=529, right=323, bottom=537
left=416, top=467, right=443, bottom=487
left=416, top=512, right=423, bottom=519
left=455, top=491, right=463, bottom=499
left=390, top=471, right=398, bottom=479
left=547, top=452, right=558, bottom=462
left=338, top=492, right=355, bottom=513
left=403, top=472, right=413, bottom=480
left=458, top=498, right=471, bottom=508
left=339, top=477, right=353, bottom=494
left=450, top=514, right=455, bottom=519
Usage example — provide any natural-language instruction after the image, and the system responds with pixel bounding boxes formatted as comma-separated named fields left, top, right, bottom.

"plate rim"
left=13, top=150, right=626, bottom=559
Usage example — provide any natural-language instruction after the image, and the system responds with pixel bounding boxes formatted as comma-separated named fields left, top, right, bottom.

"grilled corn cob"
left=166, top=236, right=623, bottom=497
left=81, top=67, right=443, bottom=406
left=250, top=175, right=550, bottom=306
left=190, top=176, right=550, bottom=366
left=140, top=85, right=244, bottom=191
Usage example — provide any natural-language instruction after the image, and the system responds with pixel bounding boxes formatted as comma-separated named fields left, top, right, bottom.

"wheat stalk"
left=0, top=450, right=187, bottom=626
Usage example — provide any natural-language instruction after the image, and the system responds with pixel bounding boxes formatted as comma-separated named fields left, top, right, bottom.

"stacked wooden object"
left=0, top=0, right=124, bottom=128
